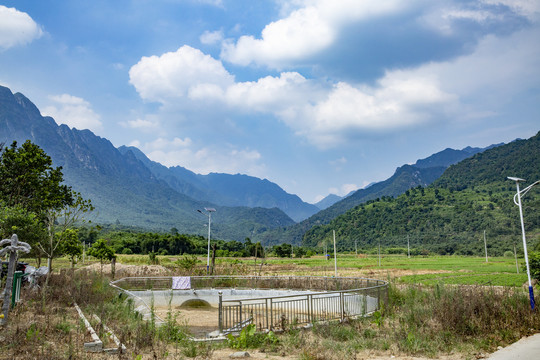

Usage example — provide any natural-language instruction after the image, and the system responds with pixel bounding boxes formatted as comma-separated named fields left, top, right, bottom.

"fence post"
left=309, top=294, right=313, bottom=324
left=218, top=291, right=223, bottom=334
left=265, top=298, right=269, bottom=331
left=340, top=291, right=345, bottom=322
left=270, top=298, right=273, bottom=330
left=239, top=302, right=243, bottom=326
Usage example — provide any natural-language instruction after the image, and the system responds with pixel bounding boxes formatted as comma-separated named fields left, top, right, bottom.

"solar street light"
left=198, top=208, right=216, bottom=274
left=508, top=177, right=540, bottom=310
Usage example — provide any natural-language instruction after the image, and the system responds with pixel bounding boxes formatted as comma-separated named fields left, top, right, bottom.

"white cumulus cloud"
left=287, top=74, right=455, bottom=147
left=42, top=94, right=103, bottom=133
left=129, top=16, right=539, bottom=149
left=0, top=6, right=43, bottom=50
left=129, top=45, right=234, bottom=104
left=220, top=0, right=405, bottom=68
left=223, top=72, right=324, bottom=113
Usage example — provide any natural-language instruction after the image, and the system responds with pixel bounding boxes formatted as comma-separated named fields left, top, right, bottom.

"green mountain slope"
left=302, top=131, right=540, bottom=255
left=434, top=135, right=540, bottom=190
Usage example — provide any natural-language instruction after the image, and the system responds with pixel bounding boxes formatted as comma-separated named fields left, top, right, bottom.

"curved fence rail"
left=110, top=276, right=388, bottom=337
left=218, top=281, right=387, bottom=334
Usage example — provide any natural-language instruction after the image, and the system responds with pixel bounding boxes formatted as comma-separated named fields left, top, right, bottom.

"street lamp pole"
left=508, top=177, right=540, bottom=310
left=198, top=208, right=216, bottom=274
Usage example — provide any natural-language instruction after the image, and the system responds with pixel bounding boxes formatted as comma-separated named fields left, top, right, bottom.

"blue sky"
left=1, top=0, right=539, bottom=204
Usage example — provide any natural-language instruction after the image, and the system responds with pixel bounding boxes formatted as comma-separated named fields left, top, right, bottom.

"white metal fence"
left=110, top=276, right=388, bottom=336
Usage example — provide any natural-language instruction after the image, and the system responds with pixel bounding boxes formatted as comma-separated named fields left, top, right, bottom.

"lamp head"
left=204, top=207, right=216, bottom=212
left=507, top=177, right=525, bottom=182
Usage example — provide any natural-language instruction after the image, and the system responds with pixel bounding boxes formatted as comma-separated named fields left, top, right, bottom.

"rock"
left=230, top=351, right=250, bottom=358
left=206, top=330, right=221, bottom=338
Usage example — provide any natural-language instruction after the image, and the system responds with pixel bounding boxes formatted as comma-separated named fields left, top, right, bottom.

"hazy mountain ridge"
left=315, top=194, right=342, bottom=210
left=119, top=145, right=319, bottom=222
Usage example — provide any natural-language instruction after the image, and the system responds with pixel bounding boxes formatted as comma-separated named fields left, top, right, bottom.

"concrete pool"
left=110, top=276, right=388, bottom=339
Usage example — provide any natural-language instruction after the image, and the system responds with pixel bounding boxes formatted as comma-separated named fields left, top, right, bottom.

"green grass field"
left=35, top=252, right=531, bottom=288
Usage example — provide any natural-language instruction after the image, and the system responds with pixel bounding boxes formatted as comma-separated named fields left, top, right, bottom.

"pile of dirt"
left=77, top=262, right=171, bottom=277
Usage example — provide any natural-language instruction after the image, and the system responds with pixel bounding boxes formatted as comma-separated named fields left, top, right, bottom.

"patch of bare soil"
left=208, top=348, right=468, bottom=360
left=155, top=306, right=219, bottom=338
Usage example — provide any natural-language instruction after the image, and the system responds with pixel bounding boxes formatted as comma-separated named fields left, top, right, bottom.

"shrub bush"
left=528, top=251, right=540, bottom=281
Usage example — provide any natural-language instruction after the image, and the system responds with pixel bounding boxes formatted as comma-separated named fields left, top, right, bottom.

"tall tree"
left=0, top=141, right=73, bottom=213
left=0, top=141, right=93, bottom=280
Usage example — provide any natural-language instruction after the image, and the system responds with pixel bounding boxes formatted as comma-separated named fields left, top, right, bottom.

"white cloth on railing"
left=172, top=276, right=191, bottom=290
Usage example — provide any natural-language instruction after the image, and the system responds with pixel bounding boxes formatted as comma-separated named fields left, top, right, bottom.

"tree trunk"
left=44, top=256, right=53, bottom=287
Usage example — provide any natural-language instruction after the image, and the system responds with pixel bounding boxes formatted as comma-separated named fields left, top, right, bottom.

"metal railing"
left=218, top=280, right=387, bottom=334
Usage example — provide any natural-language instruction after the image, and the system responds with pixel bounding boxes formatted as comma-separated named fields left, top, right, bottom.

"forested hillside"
left=302, top=131, right=540, bottom=256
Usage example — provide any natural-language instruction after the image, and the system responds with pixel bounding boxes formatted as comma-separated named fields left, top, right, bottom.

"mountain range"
left=0, top=85, right=504, bottom=243
left=0, top=85, right=297, bottom=239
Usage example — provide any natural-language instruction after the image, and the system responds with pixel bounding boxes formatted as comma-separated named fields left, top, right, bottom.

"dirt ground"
left=155, top=306, right=219, bottom=338
left=207, top=349, right=468, bottom=360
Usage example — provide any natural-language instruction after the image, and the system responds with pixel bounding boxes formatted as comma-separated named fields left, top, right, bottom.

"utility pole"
left=483, top=230, right=488, bottom=263
left=333, top=230, right=337, bottom=277
left=407, top=235, right=410, bottom=258
left=378, top=238, right=381, bottom=267
left=197, top=208, right=216, bottom=274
